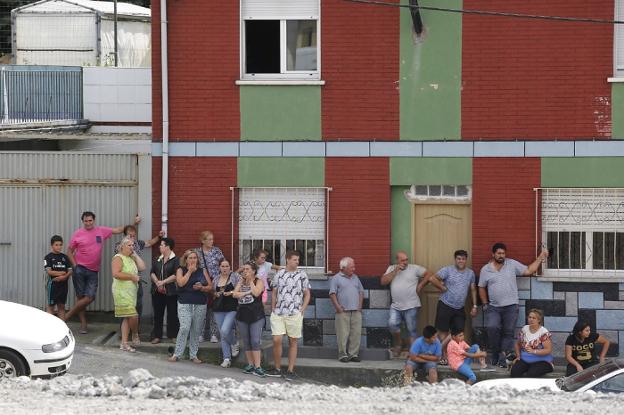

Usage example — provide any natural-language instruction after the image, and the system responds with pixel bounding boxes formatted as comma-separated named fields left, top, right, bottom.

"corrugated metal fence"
left=0, top=153, right=138, bottom=311
left=0, top=65, right=82, bottom=124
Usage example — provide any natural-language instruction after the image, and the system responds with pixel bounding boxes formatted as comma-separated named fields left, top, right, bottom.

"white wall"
left=83, top=67, right=152, bottom=133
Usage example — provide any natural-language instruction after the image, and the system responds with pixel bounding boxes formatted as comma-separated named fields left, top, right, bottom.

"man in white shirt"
left=381, top=251, right=430, bottom=357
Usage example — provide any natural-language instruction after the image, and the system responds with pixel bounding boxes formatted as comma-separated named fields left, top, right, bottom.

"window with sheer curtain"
left=540, top=188, right=624, bottom=280
left=238, top=187, right=326, bottom=271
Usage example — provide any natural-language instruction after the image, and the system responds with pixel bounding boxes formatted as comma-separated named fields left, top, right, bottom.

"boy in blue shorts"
left=404, top=325, right=442, bottom=385
left=44, top=235, right=73, bottom=320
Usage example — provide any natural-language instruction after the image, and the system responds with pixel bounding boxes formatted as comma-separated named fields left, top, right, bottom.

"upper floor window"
left=615, top=1, right=624, bottom=76
left=241, top=0, right=320, bottom=80
left=539, top=188, right=624, bottom=281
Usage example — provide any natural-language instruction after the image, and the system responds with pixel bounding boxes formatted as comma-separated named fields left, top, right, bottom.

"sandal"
left=151, top=338, right=161, bottom=344
left=168, top=355, right=179, bottom=362
left=120, top=343, right=136, bottom=353
left=132, top=336, right=141, bottom=347
left=191, top=357, right=203, bottom=364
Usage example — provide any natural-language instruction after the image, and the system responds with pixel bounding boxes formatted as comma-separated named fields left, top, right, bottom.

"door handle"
left=0, top=242, right=11, bottom=246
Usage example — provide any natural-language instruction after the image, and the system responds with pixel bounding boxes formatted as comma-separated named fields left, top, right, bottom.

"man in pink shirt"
left=64, top=211, right=137, bottom=333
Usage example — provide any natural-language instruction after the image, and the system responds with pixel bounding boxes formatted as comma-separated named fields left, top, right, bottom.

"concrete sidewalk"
left=68, top=320, right=565, bottom=387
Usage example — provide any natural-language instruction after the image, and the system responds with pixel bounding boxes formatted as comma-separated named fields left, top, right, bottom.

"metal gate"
left=0, top=153, right=138, bottom=311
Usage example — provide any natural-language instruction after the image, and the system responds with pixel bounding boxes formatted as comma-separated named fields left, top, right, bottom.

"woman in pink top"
left=447, top=327, right=491, bottom=384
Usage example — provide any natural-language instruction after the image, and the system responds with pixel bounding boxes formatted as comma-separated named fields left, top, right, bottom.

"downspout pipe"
left=160, top=0, right=169, bottom=235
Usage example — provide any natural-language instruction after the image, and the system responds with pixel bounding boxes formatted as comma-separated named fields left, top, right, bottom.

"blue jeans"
left=456, top=344, right=480, bottom=383
left=388, top=307, right=419, bottom=339
left=72, top=265, right=99, bottom=298
left=237, top=318, right=265, bottom=351
left=485, top=304, right=519, bottom=361
left=214, top=311, right=237, bottom=359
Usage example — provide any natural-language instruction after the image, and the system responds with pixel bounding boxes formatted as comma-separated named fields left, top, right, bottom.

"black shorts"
left=434, top=300, right=466, bottom=332
left=47, top=280, right=68, bottom=305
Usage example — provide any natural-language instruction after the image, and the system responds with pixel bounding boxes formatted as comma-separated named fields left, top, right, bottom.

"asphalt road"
left=69, top=343, right=281, bottom=384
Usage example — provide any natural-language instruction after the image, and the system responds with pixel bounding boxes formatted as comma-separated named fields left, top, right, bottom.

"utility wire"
left=342, top=0, right=624, bottom=25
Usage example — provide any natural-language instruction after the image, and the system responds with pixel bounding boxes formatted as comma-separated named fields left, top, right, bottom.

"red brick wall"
left=151, top=1, right=240, bottom=141
left=472, top=158, right=541, bottom=274
left=462, top=1, right=613, bottom=139
left=152, top=157, right=237, bottom=259
left=322, top=1, right=400, bottom=140
left=325, top=158, right=391, bottom=276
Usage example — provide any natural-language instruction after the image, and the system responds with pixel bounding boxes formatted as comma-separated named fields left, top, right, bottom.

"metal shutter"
left=242, top=0, right=320, bottom=19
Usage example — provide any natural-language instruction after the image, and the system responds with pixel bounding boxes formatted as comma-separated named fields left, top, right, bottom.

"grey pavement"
left=67, top=320, right=565, bottom=387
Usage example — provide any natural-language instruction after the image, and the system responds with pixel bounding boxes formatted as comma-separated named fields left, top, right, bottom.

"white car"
left=473, top=359, right=624, bottom=394
left=0, top=300, right=74, bottom=378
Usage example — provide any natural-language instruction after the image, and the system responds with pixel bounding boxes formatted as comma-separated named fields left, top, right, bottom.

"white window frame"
left=536, top=187, right=624, bottom=282
left=232, top=187, right=330, bottom=275
left=240, top=0, right=321, bottom=81
left=615, top=0, right=624, bottom=77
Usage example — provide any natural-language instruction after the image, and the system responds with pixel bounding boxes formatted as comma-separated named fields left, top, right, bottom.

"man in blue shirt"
left=422, top=250, right=477, bottom=364
left=404, top=325, right=442, bottom=385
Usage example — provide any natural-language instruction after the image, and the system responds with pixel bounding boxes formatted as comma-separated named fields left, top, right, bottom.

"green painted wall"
left=612, top=84, right=624, bottom=139
left=400, top=0, right=462, bottom=140
left=237, top=158, right=324, bottom=187
left=391, top=186, right=412, bottom=260
left=390, top=158, right=472, bottom=185
left=541, top=158, right=624, bottom=187
left=240, top=86, right=321, bottom=141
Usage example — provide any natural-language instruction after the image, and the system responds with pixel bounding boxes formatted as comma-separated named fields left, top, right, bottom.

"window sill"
left=608, top=77, right=624, bottom=83
left=537, top=275, right=624, bottom=283
left=236, top=79, right=325, bottom=86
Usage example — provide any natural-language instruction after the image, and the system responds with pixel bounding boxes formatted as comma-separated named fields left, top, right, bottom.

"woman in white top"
left=510, top=308, right=554, bottom=378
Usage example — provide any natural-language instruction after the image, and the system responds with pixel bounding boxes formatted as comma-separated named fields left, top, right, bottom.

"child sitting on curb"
left=447, top=327, right=494, bottom=385
left=403, top=325, right=442, bottom=385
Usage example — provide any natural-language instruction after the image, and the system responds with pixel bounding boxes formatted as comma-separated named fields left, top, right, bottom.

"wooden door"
left=413, top=203, right=472, bottom=336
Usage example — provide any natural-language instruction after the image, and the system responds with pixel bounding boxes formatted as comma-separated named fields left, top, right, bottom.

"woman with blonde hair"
left=112, top=237, right=146, bottom=352
left=510, top=308, right=554, bottom=378
left=169, top=250, right=211, bottom=363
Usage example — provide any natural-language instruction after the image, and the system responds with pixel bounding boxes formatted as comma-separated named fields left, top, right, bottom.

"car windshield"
left=563, top=360, right=624, bottom=391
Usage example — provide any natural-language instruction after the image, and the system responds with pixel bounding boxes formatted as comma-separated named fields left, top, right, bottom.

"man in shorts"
left=381, top=251, right=429, bottom=357
left=267, top=250, right=311, bottom=381
left=421, top=250, right=478, bottom=364
left=44, top=235, right=73, bottom=320
left=403, top=325, right=442, bottom=385
left=64, top=211, right=138, bottom=333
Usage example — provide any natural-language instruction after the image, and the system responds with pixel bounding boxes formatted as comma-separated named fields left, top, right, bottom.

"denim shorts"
left=388, top=307, right=419, bottom=338
left=73, top=265, right=99, bottom=298
left=405, top=360, right=437, bottom=371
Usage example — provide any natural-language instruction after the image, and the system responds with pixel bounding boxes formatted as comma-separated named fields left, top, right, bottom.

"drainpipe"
left=160, top=0, right=169, bottom=236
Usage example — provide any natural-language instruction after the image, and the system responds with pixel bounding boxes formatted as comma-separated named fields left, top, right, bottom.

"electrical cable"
left=342, top=0, right=624, bottom=25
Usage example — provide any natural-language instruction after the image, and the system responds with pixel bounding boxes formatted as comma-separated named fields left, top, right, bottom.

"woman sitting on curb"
left=565, top=320, right=610, bottom=376
left=510, top=308, right=553, bottom=378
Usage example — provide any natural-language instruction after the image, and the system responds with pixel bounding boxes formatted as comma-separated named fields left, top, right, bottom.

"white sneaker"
left=231, top=342, right=240, bottom=358
left=210, top=335, right=219, bottom=343
left=220, top=358, right=231, bottom=368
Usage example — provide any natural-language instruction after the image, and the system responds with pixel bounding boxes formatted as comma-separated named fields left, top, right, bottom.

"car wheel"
left=0, top=350, right=27, bottom=378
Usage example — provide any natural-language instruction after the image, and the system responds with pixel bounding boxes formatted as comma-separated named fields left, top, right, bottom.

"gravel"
left=1, top=369, right=624, bottom=414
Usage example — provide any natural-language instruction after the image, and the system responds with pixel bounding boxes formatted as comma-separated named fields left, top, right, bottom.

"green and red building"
left=151, top=1, right=624, bottom=358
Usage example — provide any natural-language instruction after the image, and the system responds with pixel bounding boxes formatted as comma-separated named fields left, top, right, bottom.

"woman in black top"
left=565, top=320, right=611, bottom=376
left=212, top=258, right=240, bottom=368
left=169, top=250, right=211, bottom=363
left=233, top=261, right=266, bottom=377
left=149, top=237, right=179, bottom=344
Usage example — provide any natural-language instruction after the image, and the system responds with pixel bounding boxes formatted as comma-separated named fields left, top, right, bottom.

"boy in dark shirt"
left=44, top=235, right=73, bottom=319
